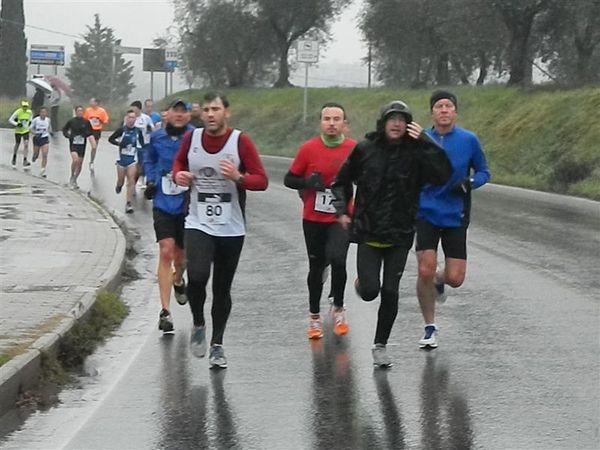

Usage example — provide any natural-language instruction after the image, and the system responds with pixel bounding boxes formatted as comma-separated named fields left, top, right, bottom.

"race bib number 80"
left=198, top=192, right=232, bottom=225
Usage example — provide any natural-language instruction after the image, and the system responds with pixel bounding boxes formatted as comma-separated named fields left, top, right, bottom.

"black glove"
left=16, top=122, right=22, bottom=128
left=450, top=177, right=472, bottom=195
left=144, top=182, right=157, bottom=200
left=305, top=172, right=325, bottom=191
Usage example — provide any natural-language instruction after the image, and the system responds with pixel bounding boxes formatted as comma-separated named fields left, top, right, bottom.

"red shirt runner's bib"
left=288, top=136, right=356, bottom=223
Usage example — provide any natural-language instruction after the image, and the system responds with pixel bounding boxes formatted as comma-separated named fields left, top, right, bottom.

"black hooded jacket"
left=331, top=131, right=451, bottom=247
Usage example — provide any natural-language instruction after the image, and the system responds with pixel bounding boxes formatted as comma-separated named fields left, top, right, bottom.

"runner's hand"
left=144, top=182, right=157, bottom=200
left=337, top=214, right=351, bottom=229
left=305, top=172, right=325, bottom=191
left=450, top=177, right=472, bottom=195
left=175, top=171, right=194, bottom=187
left=407, top=122, right=423, bottom=139
left=219, top=159, right=241, bottom=181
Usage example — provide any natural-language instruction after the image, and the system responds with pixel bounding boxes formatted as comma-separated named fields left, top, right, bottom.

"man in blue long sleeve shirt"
left=416, top=90, right=491, bottom=349
left=144, top=99, right=194, bottom=333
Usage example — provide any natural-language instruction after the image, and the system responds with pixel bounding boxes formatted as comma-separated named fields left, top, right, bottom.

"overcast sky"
left=24, top=0, right=369, bottom=99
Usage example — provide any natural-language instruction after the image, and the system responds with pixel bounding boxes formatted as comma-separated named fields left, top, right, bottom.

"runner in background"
left=129, top=100, right=154, bottom=188
left=284, top=102, right=356, bottom=339
left=189, top=102, right=204, bottom=128
left=108, top=109, right=145, bottom=214
left=83, top=97, right=110, bottom=173
left=62, top=105, right=96, bottom=189
left=144, top=99, right=194, bottom=333
left=8, top=100, right=33, bottom=168
left=30, top=107, right=52, bottom=178
left=144, top=99, right=162, bottom=128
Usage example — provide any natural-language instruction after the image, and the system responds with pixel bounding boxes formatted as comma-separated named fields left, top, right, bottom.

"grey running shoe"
left=209, top=344, right=227, bottom=369
left=418, top=325, right=438, bottom=349
left=190, top=325, right=207, bottom=358
left=89, top=162, right=95, bottom=173
left=173, top=279, right=188, bottom=305
left=158, top=309, right=174, bottom=333
left=11, top=155, right=16, bottom=167
left=372, top=344, right=392, bottom=368
left=434, top=280, right=447, bottom=303
left=23, top=159, right=31, bottom=168
left=125, top=202, right=134, bottom=214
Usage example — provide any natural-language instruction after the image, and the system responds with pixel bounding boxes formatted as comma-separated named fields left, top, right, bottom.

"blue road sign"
left=30, top=45, right=65, bottom=66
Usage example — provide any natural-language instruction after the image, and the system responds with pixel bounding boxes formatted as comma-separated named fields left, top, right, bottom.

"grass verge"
left=6, top=289, right=128, bottom=410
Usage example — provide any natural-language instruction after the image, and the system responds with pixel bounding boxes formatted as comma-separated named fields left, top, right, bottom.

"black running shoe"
left=158, top=309, right=174, bottom=333
left=173, top=279, right=188, bottom=305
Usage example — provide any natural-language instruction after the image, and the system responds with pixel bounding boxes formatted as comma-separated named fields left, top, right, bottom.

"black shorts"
left=15, top=133, right=30, bottom=144
left=415, top=218, right=468, bottom=260
left=153, top=208, right=185, bottom=249
left=33, top=136, right=49, bottom=147
left=70, top=144, right=86, bottom=158
left=92, top=130, right=102, bottom=141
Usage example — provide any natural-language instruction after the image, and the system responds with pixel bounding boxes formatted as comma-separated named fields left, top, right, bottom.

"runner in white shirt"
left=30, top=107, right=52, bottom=178
left=128, top=100, right=154, bottom=188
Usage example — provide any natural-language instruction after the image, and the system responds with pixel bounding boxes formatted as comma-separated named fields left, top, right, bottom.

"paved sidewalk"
left=0, top=164, right=126, bottom=415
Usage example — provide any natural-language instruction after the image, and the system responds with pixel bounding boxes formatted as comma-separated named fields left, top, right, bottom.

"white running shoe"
left=372, top=344, right=392, bottom=368
left=418, top=325, right=439, bottom=349
left=209, top=344, right=227, bottom=369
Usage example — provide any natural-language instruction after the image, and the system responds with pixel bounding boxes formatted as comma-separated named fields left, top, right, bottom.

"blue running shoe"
left=190, top=325, right=207, bottom=358
left=418, top=325, right=438, bottom=349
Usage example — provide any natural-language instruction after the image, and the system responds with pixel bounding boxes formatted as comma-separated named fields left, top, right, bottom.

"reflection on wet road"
left=0, top=134, right=598, bottom=449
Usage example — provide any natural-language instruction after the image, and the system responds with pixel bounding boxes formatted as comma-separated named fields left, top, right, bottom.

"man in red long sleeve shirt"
left=173, top=91, right=268, bottom=369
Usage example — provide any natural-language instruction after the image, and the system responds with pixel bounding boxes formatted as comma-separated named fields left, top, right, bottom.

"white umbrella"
left=27, top=78, right=53, bottom=94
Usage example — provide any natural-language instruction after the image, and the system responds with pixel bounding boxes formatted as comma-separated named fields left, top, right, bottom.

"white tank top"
left=185, top=128, right=245, bottom=236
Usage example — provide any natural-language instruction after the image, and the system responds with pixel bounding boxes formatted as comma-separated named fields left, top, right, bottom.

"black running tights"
left=303, top=220, right=350, bottom=314
left=356, top=243, right=409, bottom=346
left=185, top=229, right=244, bottom=345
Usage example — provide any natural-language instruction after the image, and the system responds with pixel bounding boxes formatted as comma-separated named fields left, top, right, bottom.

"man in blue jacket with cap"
left=144, top=99, right=194, bottom=333
left=416, top=90, right=491, bottom=349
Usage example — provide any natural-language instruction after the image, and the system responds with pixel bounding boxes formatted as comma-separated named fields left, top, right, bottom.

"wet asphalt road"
left=0, top=129, right=598, bottom=449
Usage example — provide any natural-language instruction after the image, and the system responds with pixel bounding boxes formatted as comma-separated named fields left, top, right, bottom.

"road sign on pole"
left=29, top=44, right=65, bottom=66
left=296, top=40, right=319, bottom=124
left=164, top=48, right=178, bottom=71
left=296, top=40, right=319, bottom=64
left=114, top=45, right=141, bottom=55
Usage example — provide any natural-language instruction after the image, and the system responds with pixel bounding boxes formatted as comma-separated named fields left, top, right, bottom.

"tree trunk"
left=435, top=53, right=450, bottom=85
left=505, top=13, right=535, bottom=87
left=451, top=56, right=470, bottom=85
left=273, top=43, right=293, bottom=88
left=574, top=36, right=595, bottom=86
left=476, top=50, right=488, bottom=85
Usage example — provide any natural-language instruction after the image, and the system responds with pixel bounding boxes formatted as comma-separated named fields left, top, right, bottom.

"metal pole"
left=109, top=47, right=115, bottom=105
left=150, top=71, right=154, bottom=100
left=169, top=71, right=173, bottom=95
left=164, top=71, right=168, bottom=98
left=303, top=63, right=309, bottom=125
left=368, top=43, right=372, bottom=89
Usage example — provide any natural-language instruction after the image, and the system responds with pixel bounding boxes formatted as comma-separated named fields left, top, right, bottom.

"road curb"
left=0, top=168, right=127, bottom=418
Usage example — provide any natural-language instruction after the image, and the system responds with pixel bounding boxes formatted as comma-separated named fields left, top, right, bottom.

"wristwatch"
left=236, top=174, right=245, bottom=184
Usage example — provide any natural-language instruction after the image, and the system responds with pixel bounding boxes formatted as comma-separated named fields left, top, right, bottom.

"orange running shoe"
left=331, top=307, right=349, bottom=336
left=308, top=315, right=323, bottom=339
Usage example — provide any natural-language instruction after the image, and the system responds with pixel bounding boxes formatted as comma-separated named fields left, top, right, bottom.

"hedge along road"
left=0, top=130, right=598, bottom=449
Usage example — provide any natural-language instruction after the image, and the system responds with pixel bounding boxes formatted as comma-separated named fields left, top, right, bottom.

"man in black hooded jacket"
left=331, top=100, right=451, bottom=368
